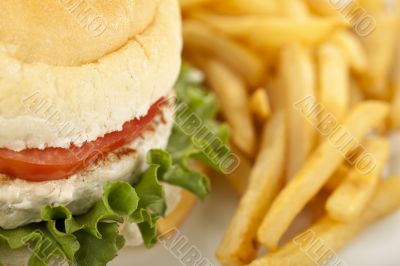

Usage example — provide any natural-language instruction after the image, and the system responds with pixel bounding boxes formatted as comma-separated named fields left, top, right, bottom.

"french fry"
left=317, top=42, right=350, bottom=122
left=326, top=138, right=390, bottom=222
left=349, top=79, right=365, bottom=108
left=391, top=84, right=400, bottom=129
left=309, top=191, right=330, bottom=222
left=306, top=0, right=340, bottom=16
left=158, top=190, right=197, bottom=234
left=358, top=0, right=387, bottom=11
left=190, top=12, right=347, bottom=48
left=279, top=0, right=310, bottom=18
left=361, top=15, right=398, bottom=100
left=221, top=144, right=253, bottom=195
left=202, top=60, right=256, bottom=157
left=249, top=177, right=400, bottom=266
left=181, top=2, right=400, bottom=264
left=331, top=30, right=368, bottom=74
left=249, top=88, right=271, bottom=122
left=390, top=24, right=400, bottom=129
left=257, top=101, right=390, bottom=250
left=280, top=43, right=316, bottom=179
left=217, top=109, right=286, bottom=266
left=183, top=20, right=265, bottom=86
left=208, top=0, right=279, bottom=15
left=324, top=164, right=351, bottom=192
left=179, top=0, right=212, bottom=10
left=265, top=76, right=285, bottom=112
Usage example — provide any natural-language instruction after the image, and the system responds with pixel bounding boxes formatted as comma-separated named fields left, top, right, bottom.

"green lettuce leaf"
left=0, top=64, right=230, bottom=265
left=0, top=182, right=139, bottom=266
left=0, top=224, right=69, bottom=266
left=149, top=149, right=210, bottom=200
left=130, top=162, right=166, bottom=247
left=169, top=64, right=232, bottom=174
left=74, top=223, right=125, bottom=266
left=75, top=181, right=139, bottom=238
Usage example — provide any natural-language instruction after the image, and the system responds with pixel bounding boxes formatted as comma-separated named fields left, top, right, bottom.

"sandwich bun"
left=0, top=191, right=197, bottom=266
left=0, top=0, right=182, bottom=151
left=0, top=0, right=197, bottom=262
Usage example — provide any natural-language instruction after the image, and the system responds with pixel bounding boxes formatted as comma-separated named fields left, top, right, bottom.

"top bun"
left=1, top=0, right=162, bottom=66
left=0, top=0, right=182, bottom=151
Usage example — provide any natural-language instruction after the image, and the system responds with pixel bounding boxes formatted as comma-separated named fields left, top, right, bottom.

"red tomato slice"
left=0, top=98, right=165, bottom=182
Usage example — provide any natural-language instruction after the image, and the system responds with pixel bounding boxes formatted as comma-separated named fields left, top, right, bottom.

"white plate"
left=111, top=134, right=400, bottom=266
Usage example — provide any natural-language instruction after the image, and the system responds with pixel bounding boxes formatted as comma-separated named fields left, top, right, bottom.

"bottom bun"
left=0, top=190, right=197, bottom=266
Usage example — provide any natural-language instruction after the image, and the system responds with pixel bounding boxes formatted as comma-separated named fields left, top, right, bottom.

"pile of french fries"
left=180, top=0, right=400, bottom=265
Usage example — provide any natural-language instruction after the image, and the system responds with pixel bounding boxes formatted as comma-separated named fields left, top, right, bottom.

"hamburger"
left=0, top=0, right=233, bottom=265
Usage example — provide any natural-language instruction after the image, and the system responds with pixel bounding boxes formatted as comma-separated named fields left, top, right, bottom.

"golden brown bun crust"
left=0, top=0, right=160, bottom=66
left=0, top=0, right=182, bottom=151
